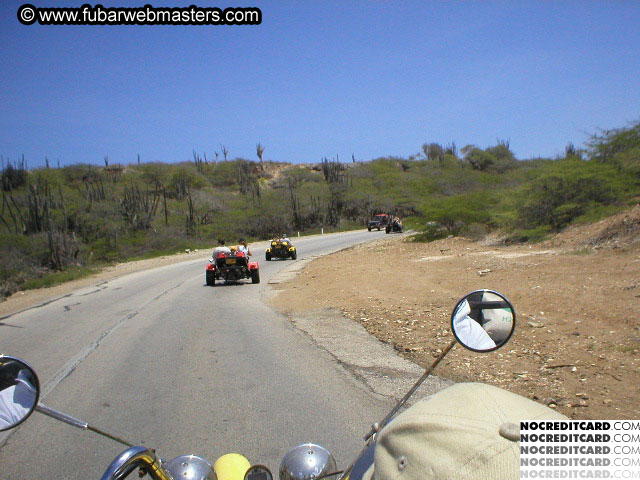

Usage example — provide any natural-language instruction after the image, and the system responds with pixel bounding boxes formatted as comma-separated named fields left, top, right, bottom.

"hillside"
left=1, top=120, right=638, bottom=298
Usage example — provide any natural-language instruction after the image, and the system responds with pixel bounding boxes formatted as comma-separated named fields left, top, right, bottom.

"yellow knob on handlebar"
left=214, top=453, right=251, bottom=480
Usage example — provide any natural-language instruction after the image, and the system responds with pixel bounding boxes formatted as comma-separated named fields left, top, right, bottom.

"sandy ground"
left=270, top=206, right=640, bottom=420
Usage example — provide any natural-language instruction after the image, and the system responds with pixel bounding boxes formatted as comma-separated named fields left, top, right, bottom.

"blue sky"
left=1, top=1, right=639, bottom=167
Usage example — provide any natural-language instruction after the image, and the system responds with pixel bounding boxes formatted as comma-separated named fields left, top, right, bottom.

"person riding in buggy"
left=206, top=239, right=260, bottom=286
left=265, top=235, right=297, bottom=261
left=385, top=216, right=404, bottom=234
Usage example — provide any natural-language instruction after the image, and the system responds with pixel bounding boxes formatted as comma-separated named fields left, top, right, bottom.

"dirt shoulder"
left=270, top=207, right=640, bottom=419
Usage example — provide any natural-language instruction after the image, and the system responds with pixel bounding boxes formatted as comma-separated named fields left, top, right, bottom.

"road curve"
left=0, top=230, right=392, bottom=479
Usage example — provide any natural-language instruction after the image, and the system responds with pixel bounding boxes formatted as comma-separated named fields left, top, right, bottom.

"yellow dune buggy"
left=265, top=238, right=297, bottom=260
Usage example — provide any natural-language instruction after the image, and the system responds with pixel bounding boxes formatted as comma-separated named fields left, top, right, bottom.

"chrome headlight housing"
left=279, top=444, right=336, bottom=480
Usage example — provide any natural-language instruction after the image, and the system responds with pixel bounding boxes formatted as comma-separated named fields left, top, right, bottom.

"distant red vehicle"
left=206, top=251, right=260, bottom=286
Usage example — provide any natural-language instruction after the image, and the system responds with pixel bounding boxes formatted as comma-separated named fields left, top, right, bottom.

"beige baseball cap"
left=363, top=382, right=567, bottom=480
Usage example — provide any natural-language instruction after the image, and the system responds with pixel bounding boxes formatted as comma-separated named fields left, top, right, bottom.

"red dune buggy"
left=205, top=251, right=260, bottom=286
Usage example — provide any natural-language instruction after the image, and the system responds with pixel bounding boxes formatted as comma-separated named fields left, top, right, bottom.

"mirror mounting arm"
left=36, top=403, right=88, bottom=429
left=36, top=403, right=133, bottom=447
left=339, top=339, right=457, bottom=480
left=370, top=338, right=456, bottom=439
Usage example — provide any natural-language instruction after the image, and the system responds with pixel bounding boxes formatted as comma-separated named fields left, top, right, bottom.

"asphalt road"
left=0, top=230, right=393, bottom=480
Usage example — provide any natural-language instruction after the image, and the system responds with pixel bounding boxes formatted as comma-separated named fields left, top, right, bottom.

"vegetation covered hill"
left=1, top=120, right=638, bottom=298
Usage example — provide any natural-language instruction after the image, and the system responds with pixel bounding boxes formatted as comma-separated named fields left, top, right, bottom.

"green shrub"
left=168, top=164, right=207, bottom=198
left=588, top=120, right=640, bottom=164
left=22, top=266, right=97, bottom=290
left=505, top=225, right=552, bottom=243
left=613, top=146, right=640, bottom=178
left=465, top=149, right=497, bottom=171
left=419, top=192, right=497, bottom=234
left=135, top=162, right=170, bottom=187
left=516, top=159, right=633, bottom=231
left=206, top=160, right=243, bottom=187
left=408, top=223, right=449, bottom=242
left=62, top=164, right=104, bottom=184
left=1, top=162, right=28, bottom=191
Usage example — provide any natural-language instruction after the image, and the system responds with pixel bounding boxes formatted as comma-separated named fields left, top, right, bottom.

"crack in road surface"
left=40, top=280, right=185, bottom=399
left=0, top=293, right=74, bottom=321
left=0, top=281, right=185, bottom=449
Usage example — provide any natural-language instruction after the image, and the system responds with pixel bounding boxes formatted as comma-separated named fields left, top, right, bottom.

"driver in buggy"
left=212, top=238, right=231, bottom=257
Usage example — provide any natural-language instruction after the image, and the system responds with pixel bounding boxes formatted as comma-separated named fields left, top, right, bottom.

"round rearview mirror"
left=0, top=355, right=40, bottom=431
left=451, top=290, right=516, bottom=352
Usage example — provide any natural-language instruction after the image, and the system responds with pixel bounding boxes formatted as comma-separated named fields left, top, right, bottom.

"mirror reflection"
left=451, top=290, right=515, bottom=352
left=0, top=356, right=40, bottom=431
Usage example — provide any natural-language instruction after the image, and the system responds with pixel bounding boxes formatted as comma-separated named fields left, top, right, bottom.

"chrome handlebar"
left=100, top=446, right=173, bottom=480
